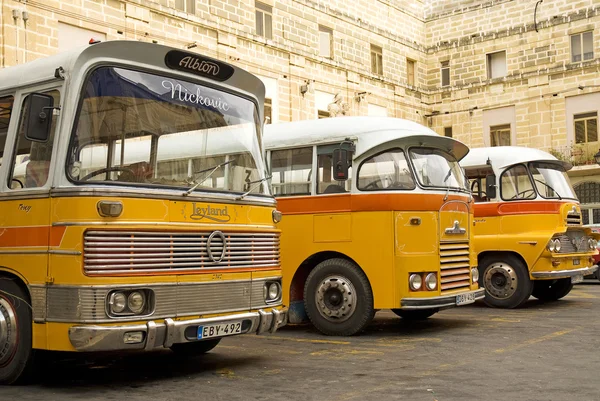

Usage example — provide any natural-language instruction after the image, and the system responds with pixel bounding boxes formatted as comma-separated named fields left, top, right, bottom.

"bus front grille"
left=566, top=211, right=582, bottom=226
left=439, top=241, right=471, bottom=293
left=84, top=230, right=280, bottom=275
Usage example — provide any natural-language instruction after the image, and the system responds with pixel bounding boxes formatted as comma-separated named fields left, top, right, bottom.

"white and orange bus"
left=264, top=117, right=484, bottom=336
left=462, top=146, right=598, bottom=308
left=0, top=41, right=287, bottom=384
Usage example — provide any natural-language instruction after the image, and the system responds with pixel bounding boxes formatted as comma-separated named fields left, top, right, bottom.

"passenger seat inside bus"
left=323, top=184, right=347, bottom=193
left=25, top=160, right=50, bottom=188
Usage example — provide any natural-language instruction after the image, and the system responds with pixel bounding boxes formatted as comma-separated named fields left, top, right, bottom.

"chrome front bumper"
left=400, top=288, right=485, bottom=310
left=531, top=265, right=598, bottom=279
left=69, top=308, right=288, bottom=352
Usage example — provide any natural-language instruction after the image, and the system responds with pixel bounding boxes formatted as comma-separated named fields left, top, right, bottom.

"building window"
left=571, top=31, right=594, bottom=62
left=264, top=98, right=272, bottom=124
left=486, top=51, right=507, bottom=79
left=370, top=44, right=383, bottom=75
left=407, top=59, right=415, bottom=86
left=255, top=1, right=273, bottom=39
left=441, top=60, right=450, bottom=87
left=444, top=127, right=453, bottom=138
left=574, top=112, right=598, bottom=144
left=175, top=0, right=195, bottom=14
left=318, top=110, right=330, bottom=119
left=319, top=25, right=333, bottom=58
left=490, top=124, right=511, bottom=146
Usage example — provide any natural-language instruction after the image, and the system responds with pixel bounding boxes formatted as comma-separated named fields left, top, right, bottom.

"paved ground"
left=3, top=282, right=600, bottom=401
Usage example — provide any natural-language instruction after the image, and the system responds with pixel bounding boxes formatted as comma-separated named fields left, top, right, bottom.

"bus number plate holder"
left=456, top=292, right=476, bottom=306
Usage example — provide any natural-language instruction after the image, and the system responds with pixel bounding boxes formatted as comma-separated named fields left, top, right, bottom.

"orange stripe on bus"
left=474, top=201, right=564, bottom=218
left=0, top=226, right=67, bottom=248
left=276, top=193, right=472, bottom=215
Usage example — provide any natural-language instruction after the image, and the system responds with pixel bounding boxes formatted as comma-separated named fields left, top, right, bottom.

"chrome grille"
left=554, top=230, right=591, bottom=254
left=440, top=241, right=471, bottom=293
left=566, top=212, right=582, bottom=226
left=42, top=279, right=278, bottom=323
left=84, top=230, right=280, bottom=275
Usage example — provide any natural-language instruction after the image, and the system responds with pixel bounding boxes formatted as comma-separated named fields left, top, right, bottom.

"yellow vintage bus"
left=264, top=117, right=484, bottom=336
left=0, top=41, right=287, bottom=384
left=462, top=146, right=599, bottom=308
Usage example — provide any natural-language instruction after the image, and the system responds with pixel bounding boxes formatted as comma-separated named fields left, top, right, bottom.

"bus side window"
left=0, top=95, right=15, bottom=183
left=9, top=90, right=60, bottom=189
left=270, top=147, right=312, bottom=196
left=317, top=145, right=352, bottom=194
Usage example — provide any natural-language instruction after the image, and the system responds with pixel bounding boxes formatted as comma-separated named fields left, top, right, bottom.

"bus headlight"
left=588, top=239, right=596, bottom=250
left=272, top=210, right=282, bottom=223
left=128, top=291, right=146, bottom=314
left=425, top=273, right=437, bottom=291
left=471, top=267, right=479, bottom=284
left=547, top=239, right=556, bottom=252
left=409, top=274, right=422, bottom=291
left=109, top=292, right=127, bottom=314
left=264, top=281, right=281, bottom=303
left=553, top=239, right=561, bottom=253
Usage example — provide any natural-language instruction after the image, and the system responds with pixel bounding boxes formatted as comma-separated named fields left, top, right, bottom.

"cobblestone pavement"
left=2, top=282, right=600, bottom=401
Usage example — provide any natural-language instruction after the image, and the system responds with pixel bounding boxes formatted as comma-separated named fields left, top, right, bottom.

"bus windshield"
left=409, top=147, right=468, bottom=191
left=67, top=67, right=268, bottom=196
left=529, top=162, right=577, bottom=200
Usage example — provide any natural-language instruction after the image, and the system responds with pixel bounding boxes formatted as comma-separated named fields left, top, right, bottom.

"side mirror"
left=486, top=174, right=497, bottom=199
left=25, top=93, right=54, bottom=143
left=332, top=148, right=350, bottom=181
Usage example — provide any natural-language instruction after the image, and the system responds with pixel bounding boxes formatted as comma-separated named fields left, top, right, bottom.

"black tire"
left=391, top=308, right=438, bottom=320
left=0, top=277, right=35, bottom=385
left=478, top=254, right=533, bottom=309
left=304, top=258, right=374, bottom=336
left=170, top=338, right=221, bottom=355
left=531, top=279, right=573, bottom=301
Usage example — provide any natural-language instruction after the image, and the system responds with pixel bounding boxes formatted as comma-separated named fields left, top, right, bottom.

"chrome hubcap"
left=0, top=297, right=18, bottom=366
left=315, top=275, right=357, bottom=323
left=484, top=263, right=518, bottom=300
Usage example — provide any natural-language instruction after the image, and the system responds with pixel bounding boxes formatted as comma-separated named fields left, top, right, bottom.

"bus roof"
left=461, top=146, right=572, bottom=171
left=264, top=116, right=469, bottom=160
left=0, top=40, right=264, bottom=102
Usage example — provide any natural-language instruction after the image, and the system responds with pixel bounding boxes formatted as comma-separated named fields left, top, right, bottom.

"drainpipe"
left=12, top=8, right=19, bottom=65
left=22, top=10, right=29, bottom=63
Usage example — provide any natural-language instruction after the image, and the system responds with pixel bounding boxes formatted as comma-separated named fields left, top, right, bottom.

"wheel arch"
left=288, top=251, right=367, bottom=323
left=478, top=250, right=529, bottom=271
left=0, top=267, right=31, bottom=302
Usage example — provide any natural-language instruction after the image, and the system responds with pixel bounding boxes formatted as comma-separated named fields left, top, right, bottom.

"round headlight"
left=272, top=210, right=282, bottom=223
left=268, top=282, right=280, bottom=300
left=128, top=291, right=146, bottom=314
left=471, top=267, right=479, bottom=283
left=425, top=273, right=437, bottom=291
left=547, top=239, right=556, bottom=252
left=553, top=239, right=561, bottom=253
left=109, top=292, right=127, bottom=314
left=409, top=274, right=422, bottom=291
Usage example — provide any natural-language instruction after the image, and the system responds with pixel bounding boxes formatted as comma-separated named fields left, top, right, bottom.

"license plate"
left=572, top=274, right=584, bottom=284
left=456, top=292, right=476, bottom=306
left=573, top=258, right=580, bottom=266
left=197, top=322, right=242, bottom=340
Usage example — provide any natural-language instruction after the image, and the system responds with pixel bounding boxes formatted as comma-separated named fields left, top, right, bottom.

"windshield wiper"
left=183, top=159, right=236, bottom=196
left=236, top=175, right=272, bottom=200
left=534, top=178, right=562, bottom=200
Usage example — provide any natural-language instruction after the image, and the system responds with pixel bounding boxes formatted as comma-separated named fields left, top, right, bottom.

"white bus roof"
left=263, top=116, right=469, bottom=160
left=0, top=40, right=265, bottom=102
left=461, top=146, right=572, bottom=171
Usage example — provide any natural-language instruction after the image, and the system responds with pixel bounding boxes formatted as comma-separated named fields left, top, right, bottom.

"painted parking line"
left=493, top=328, right=579, bottom=354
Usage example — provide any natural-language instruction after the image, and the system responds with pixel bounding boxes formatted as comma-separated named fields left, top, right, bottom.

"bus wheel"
left=170, top=339, right=221, bottom=355
left=531, top=279, right=573, bottom=302
left=304, top=258, right=373, bottom=336
left=0, top=278, right=35, bottom=385
left=479, top=255, right=532, bottom=309
left=391, top=308, right=438, bottom=320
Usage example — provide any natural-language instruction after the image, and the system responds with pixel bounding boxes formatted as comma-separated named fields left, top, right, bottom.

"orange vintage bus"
left=264, top=117, right=484, bottom=336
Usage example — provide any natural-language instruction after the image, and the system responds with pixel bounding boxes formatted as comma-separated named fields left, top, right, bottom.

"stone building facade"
left=1, top=0, right=600, bottom=219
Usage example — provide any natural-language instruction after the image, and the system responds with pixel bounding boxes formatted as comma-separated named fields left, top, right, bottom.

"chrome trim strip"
left=48, top=187, right=277, bottom=207
left=531, top=265, right=598, bottom=279
left=401, top=288, right=485, bottom=310
left=42, top=278, right=282, bottom=323
left=0, top=250, right=81, bottom=255
left=68, top=307, right=288, bottom=352
left=49, top=250, right=82, bottom=256
left=28, top=277, right=280, bottom=290
left=518, top=241, right=538, bottom=245
left=54, top=221, right=276, bottom=229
